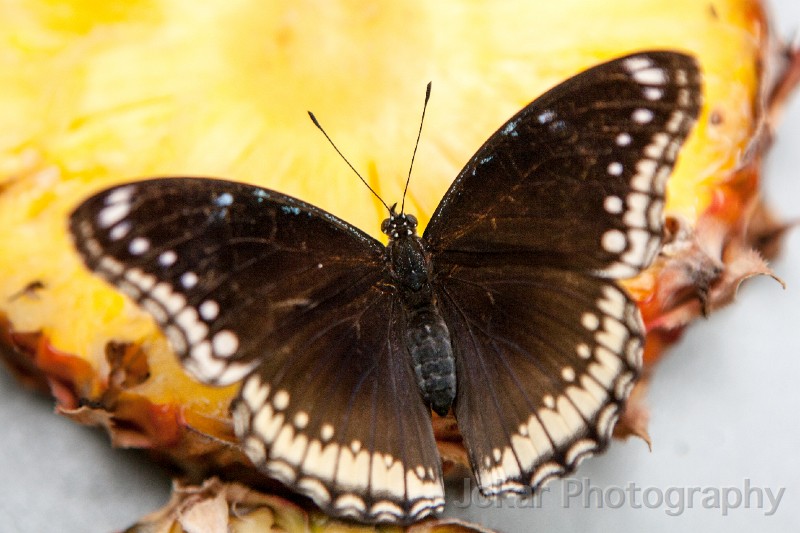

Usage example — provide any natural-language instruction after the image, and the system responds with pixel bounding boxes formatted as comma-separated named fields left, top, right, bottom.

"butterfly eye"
left=380, top=218, right=392, bottom=235
left=405, top=214, right=418, bottom=228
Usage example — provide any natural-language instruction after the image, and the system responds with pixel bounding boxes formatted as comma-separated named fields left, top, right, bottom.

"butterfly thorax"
left=383, top=211, right=456, bottom=416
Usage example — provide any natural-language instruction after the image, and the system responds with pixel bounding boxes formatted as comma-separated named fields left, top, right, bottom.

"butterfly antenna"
left=400, top=81, right=432, bottom=214
left=307, top=111, right=392, bottom=214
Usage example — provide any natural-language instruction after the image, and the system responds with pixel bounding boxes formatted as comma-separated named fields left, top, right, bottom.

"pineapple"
left=0, top=0, right=797, bottom=530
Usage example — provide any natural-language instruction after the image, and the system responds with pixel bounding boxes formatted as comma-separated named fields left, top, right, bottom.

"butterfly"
left=69, top=51, right=701, bottom=523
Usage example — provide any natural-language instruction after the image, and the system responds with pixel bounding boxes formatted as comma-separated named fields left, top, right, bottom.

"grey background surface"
left=1, top=2, right=799, bottom=531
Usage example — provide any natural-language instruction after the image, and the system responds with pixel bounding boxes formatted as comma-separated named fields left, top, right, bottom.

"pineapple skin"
left=0, top=0, right=795, bottom=526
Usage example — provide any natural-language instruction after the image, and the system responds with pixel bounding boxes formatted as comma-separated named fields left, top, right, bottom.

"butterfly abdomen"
left=404, top=306, right=456, bottom=416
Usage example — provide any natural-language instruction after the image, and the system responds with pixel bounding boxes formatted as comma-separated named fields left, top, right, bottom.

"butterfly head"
left=381, top=203, right=418, bottom=240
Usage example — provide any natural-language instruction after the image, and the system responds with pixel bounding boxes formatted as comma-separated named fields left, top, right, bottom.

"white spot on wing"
left=243, top=376, right=269, bottom=410
left=577, top=343, right=591, bottom=359
left=623, top=57, right=652, bottom=72
left=566, top=385, right=601, bottom=419
left=336, top=447, right=370, bottom=490
left=164, top=291, right=187, bottom=315
left=176, top=306, right=207, bottom=344
left=273, top=424, right=308, bottom=466
left=645, top=132, right=670, bottom=160
left=596, top=404, right=620, bottom=440
left=267, top=459, right=297, bottom=484
left=678, top=88, right=691, bottom=106
left=614, top=371, right=636, bottom=400
left=597, top=285, right=627, bottom=320
left=189, top=340, right=211, bottom=362
left=632, top=67, right=667, bottom=85
left=186, top=338, right=224, bottom=378
left=510, top=434, right=537, bottom=471
left=643, top=87, right=664, bottom=100
left=129, top=237, right=150, bottom=255
left=98, top=203, right=130, bottom=228
left=580, top=375, right=608, bottom=404
left=99, top=256, right=124, bottom=276
left=302, top=440, right=338, bottom=481
left=273, top=389, right=289, bottom=410
left=588, top=352, right=618, bottom=388
left=244, top=436, right=267, bottom=464
left=607, top=162, right=623, bottom=176
left=212, top=330, right=239, bottom=357
left=666, top=110, right=686, bottom=132
left=298, top=477, right=331, bottom=504
left=181, top=271, right=198, bottom=288
left=597, top=262, right=638, bottom=279
left=106, top=186, right=135, bottom=206
left=199, top=300, right=219, bottom=321
left=604, top=195, right=623, bottom=214
left=125, top=268, right=155, bottom=292
left=109, top=221, right=131, bottom=241
left=648, top=200, right=664, bottom=229
left=621, top=228, right=651, bottom=266
left=601, top=229, right=627, bottom=253
left=141, top=298, right=167, bottom=323
left=253, top=403, right=282, bottom=444
left=630, top=159, right=658, bottom=192
left=369, top=500, right=404, bottom=520
left=632, top=108, right=654, bottom=124
left=217, top=360, right=256, bottom=384
left=537, top=110, right=555, bottom=124
left=158, top=250, right=177, bottom=266
left=530, top=462, right=564, bottom=488
left=294, top=411, right=308, bottom=429
left=216, top=192, right=234, bottom=206
left=581, top=312, right=600, bottom=331
left=565, top=438, right=598, bottom=467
